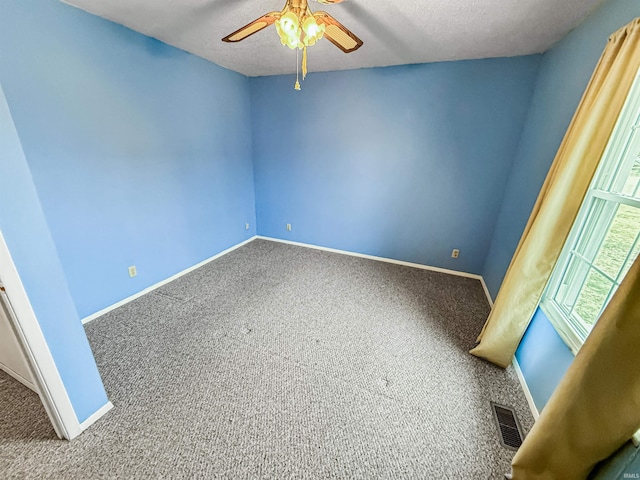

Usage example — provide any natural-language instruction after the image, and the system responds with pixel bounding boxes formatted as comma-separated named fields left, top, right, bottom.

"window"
left=541, top=69, right=640, bottom=355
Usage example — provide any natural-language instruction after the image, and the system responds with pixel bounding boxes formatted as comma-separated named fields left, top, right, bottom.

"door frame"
left=0, top=230, right=83, bottom=439
left=0, top=291, right=39, bottom=392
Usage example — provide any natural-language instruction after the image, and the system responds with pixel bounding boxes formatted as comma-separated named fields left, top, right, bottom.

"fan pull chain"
left=294, top=47, right=301, bottom=91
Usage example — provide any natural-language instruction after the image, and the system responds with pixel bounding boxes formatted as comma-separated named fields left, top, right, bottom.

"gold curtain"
left=511, top=254, right=640, bottom=478
left=470, top=18, right=640, bottom=368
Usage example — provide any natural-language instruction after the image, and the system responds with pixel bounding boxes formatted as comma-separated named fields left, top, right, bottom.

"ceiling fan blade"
left=314, top=11, right=363, bottom=53
left=222, top=12, right=280, bottom=43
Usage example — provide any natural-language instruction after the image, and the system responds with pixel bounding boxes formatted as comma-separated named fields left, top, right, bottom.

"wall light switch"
left=128, top=265, right=137, bottom=277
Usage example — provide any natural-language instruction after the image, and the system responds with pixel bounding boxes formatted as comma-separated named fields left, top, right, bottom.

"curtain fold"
left=511, top=254, right=640, bottom=479
left=470, top=18, right=640, bottom=368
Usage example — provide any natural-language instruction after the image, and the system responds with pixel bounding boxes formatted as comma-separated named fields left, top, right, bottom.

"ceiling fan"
left=222, top=0, right=363, bottom=89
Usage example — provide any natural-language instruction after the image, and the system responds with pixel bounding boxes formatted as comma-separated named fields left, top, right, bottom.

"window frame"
left=540, top=68, right=640, bottom=356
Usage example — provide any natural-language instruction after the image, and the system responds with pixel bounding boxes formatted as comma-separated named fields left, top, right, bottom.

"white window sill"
left=539, top=300, right=584, bottom=356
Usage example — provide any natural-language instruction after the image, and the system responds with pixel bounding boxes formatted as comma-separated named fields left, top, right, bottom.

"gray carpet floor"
left=0, top=239, right=533, bottom=479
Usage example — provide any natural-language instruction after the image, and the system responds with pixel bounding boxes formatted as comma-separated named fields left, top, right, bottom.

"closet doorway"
left=0, top=284, right=38, bottom=391
left=0, top=231, right=70, bottom=440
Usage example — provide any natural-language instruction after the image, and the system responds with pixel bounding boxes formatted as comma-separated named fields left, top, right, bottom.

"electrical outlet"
left=245, top=223, right=250, bottom=230
left=451, top=249, right=460, bottom=259
left=286, top=224, right=292, bottom=232
left=128, top=265, right=137, bottom=277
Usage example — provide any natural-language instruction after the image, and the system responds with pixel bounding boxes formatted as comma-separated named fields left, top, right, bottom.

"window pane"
left=574, top=268, right=614, bottom=327
left=621, top=157, right=640, bottom=198
left=554, top=253, right=589, bottom=314
left=592, top=203, right=640, bottom=279
left=621, top=235, right=640, bottom=279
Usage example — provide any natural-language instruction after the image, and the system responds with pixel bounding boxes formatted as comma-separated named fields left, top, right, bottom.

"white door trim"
left=0, top=230, right=84, bottom=439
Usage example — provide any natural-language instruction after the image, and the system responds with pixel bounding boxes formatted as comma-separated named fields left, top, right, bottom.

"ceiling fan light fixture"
left=222, top=0, right=362, bottom=90
left=276, top=12, right=301, bottom=49
left=302, top=15, right=325, bottom=46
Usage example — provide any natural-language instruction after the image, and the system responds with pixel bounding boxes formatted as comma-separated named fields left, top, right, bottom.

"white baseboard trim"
left=78, top=401, right=114, bottom=434
left=512, top=357, right=539, bottom=421
left=478, top=278, right=494, bottom=308
left=82, top=236, right=257, bottom=324
left=84, top=235, right=495, bottom=324
left=257, top=235, right=491, bottom=289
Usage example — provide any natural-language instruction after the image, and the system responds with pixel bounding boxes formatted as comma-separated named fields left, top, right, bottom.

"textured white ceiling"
left=61, top=0, right=606, bottom=77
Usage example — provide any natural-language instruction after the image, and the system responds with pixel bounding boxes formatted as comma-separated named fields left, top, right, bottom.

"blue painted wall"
left=0, top=85, right=108, bottom=422
left=250, top=57, right=541, bottom=274
left=515, top=308, right=573, bottom=412
left=482, top=0, right=640, bottom=299
left=0, top=0, right=256, bottom=318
